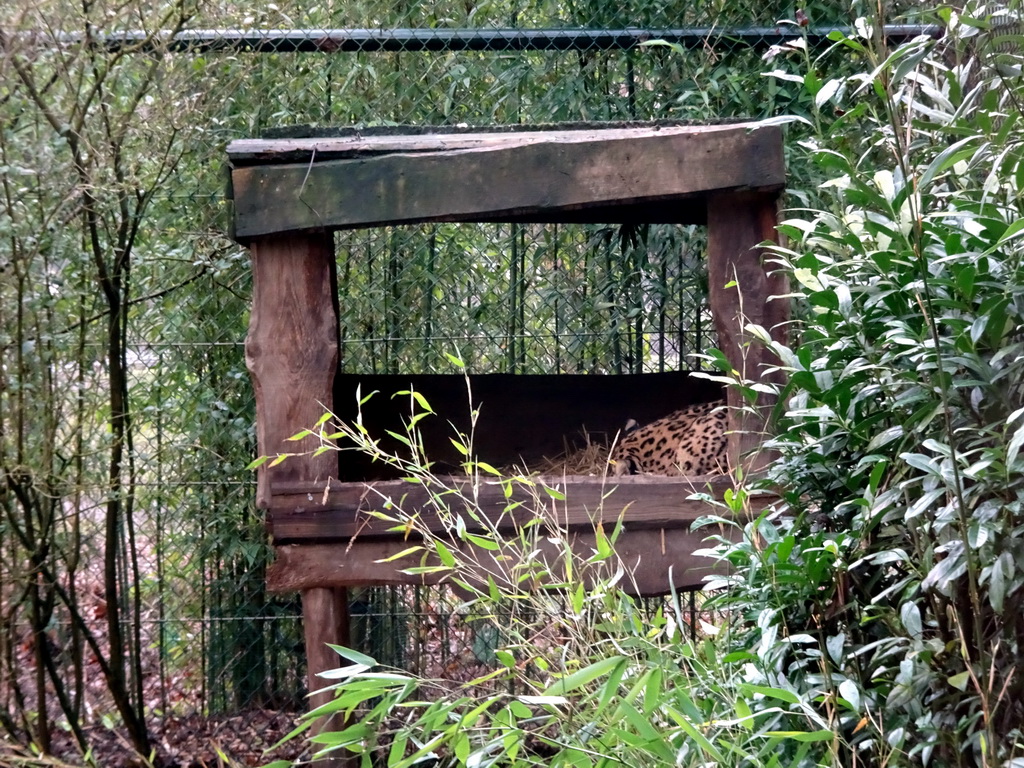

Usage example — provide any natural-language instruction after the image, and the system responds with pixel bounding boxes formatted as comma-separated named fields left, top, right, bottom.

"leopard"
left=609, top=400, right=728, bottom=476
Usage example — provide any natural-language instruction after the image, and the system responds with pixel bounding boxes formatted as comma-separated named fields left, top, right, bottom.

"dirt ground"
left=3, top=708, right=307, bottom=768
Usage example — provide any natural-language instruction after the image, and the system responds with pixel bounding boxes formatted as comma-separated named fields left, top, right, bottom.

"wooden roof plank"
left=227, top=123, right=755, bottom=162
left=229, top=123, right=784, bottom=238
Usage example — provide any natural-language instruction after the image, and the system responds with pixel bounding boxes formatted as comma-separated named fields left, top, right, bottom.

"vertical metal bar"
left=626, top=50, right=637, bottom=119
left=338, top=233, right=351, bottom=371
left=658, top=234, right=668, bottom=373
left=387, top=229, right=402, bottom=374
left=679, top=236, right=687, bottom=368
left=424, top=227, right=436, bottom=371
left=508, top=224, right=519, bottom=373
left=366, top=233, right=377, bottom=375
left=557, top=224, right=565, bottom=374
left=155, top=350, right=168, bottom=716
left=689, top=590, right=697, bottom=642
left=605, top=235, right=622, bottom=374
left=517, top=225, right=527, bottom=372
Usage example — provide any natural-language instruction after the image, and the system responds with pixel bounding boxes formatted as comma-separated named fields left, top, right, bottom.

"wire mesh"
left=336, top=222, right=712, bottom=375
left=0, top=0, right=939, bottom=761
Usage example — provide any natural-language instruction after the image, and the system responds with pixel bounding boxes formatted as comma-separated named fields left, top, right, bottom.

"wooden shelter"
left=226, top=122, right=787, bottom=726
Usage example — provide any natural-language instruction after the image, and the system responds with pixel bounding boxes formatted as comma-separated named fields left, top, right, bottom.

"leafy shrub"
left=704, top=5, right=1024, bottom=766
left=265, top=381, right=836, bottom=768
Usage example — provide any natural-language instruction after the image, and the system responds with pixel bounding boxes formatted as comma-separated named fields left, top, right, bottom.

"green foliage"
left=276, top=5, right=1024, bottom=767
left=702, top=5, right=1024, bottom=766
left=268, top=388, right=836, bottom=767
left=4, top=0, right=995, bottom=762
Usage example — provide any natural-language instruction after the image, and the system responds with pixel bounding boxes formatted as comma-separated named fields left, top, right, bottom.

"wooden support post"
left=245, top=232, right=351, bottom=760
left=707, top=192, right=788, bottom=473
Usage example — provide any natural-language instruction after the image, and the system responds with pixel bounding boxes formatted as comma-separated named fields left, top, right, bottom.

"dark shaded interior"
left=332, top=371, right=722, bottom=480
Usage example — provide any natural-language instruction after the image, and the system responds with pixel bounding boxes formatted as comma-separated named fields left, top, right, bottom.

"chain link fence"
left=0, top=0, right=933, bottom=762
left=335, top=221, right=712, bottom=376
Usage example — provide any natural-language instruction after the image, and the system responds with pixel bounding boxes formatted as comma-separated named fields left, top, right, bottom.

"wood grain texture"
left=303, top=587, right=349, bottom=703
left=227, top=123, right=772, bottom=163
left=707, top=192, right=788, bottom=471
left=244, top=233, right=349, bottom=760
left=267, top=523, right=737, bottom=597
left=302, top=587, right=352, bottom=767
left=230, top=124, right=784, bottom=238
left=264, top=474, right=755, bottom=542
left=245, top=233, right=339, bottom=507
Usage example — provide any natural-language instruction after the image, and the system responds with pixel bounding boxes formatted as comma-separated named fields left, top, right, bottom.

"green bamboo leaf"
left=464, top=532, right=499, bottom=551
left=642, top=666, right=662, bottom=716
left=594, top=658, right=628, bottom=715
left=401, top=565, right=452, bottom=574
left=385, top=430, right=412, bottom=448
left=326, top=645, right=378, bottom=667
left=737, top=684, right=801, bottom=704
left=316, top=662, right=371, bottom=679
left=453, top=733, right=470, bottom=763
left=948, top=670, right=971, bottom=691
left=434, top=539, right=456, bottom=567
left=408, top=411, right=430, bottom=428
left=390, top=733, right=410, bottom=767
left=246, top=455, right=270, bottom=470
left=664, top=705, right=724, bottom=761
left=995, top=217, right=1024, bottom=247
left=543, top=656, right=626, bottom=696
left=918, top=135, right=979, bottom=190
left=839, top=679, right=862, bottom=713
left=764, top=730, right=836, bottom=742
left=734, top=698, right=753, bottom=730
left=374, top=546, right=423, bottom=563
left=518, top=694, right=567, bottom=706
left=476, top=461, right=502, bottom=476
left=593, top=523, right=612, bottom=560
left=495, top=650, right=516, bottom=668
left=638, top=38, right=685, bottom=55
left=570, top=582, right=585, bottom=614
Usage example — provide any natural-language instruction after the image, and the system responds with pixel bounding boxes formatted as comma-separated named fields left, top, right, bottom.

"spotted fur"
left=610, top=400, right=728, bottom=476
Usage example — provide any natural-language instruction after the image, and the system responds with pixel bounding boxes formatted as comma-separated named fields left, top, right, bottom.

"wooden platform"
left=227, top=121, right=788, bottom=745
left=265, top=475, right=760, bottom=596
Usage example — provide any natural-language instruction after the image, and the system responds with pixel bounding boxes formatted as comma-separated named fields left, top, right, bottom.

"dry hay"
left=532, top=428, right=615, bottom=477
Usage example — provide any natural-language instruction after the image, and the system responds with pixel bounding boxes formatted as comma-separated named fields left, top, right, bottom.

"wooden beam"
left=302, top=588, right=350, bottom=704
left=267, top=524, right=735, bottom=597
left=230, top=124, right=784, bottom=238
left=264, top=475, right=746, bottom=543
left=244, top=232, right=349, bottom=763
left=707, top=191, right=788, bottom=472
left=227, top=123, right=778, bottom=164
left=245, top=232, right=340, bottom=505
